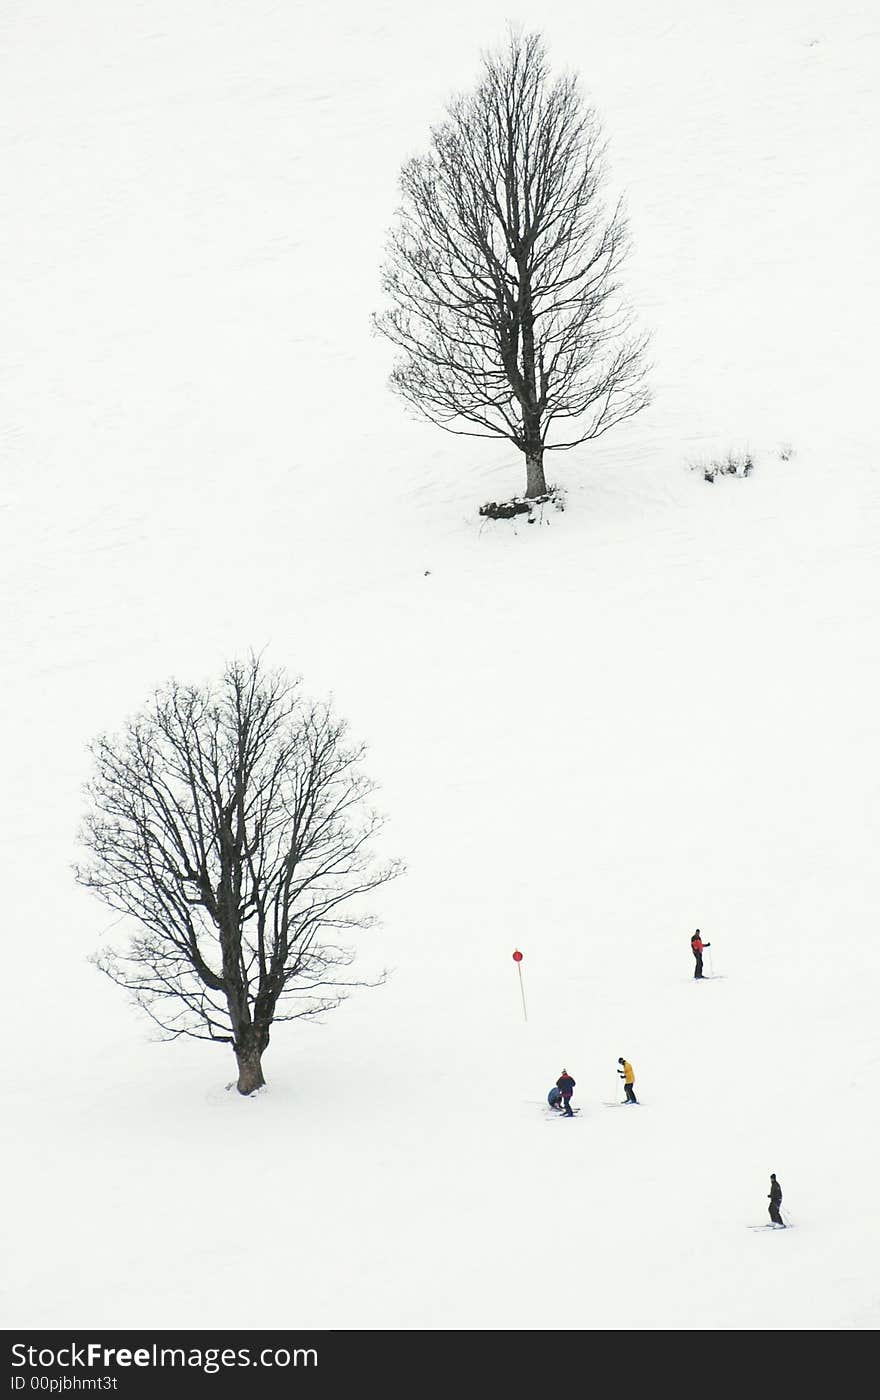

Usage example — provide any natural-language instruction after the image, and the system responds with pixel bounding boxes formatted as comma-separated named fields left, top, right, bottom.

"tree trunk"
left=525, top=450, right=547, bottom=499
left=235, top=1045, right=266, bottom=1095
left=522, top=396, right=547, bottom=498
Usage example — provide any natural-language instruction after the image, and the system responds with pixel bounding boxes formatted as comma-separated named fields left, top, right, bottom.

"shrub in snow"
left=693, top=450, right=755, bottom=484
left=479, top=485, right=566, bottom=523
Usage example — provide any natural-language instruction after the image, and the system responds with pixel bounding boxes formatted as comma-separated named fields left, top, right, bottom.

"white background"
left=1, top=0, right=878, bottom=1328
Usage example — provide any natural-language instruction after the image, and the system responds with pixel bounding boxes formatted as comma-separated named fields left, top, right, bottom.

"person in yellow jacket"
left=617, top=1058, right=638, bottom=1104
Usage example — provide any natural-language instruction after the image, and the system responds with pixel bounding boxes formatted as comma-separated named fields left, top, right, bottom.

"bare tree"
left=374, top=31, right=650, bottom=501
left=76, top=656, right=399, bottom=1094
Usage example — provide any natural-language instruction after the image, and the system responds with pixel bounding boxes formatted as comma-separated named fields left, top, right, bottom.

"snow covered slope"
left=1, top=0, right=878, bottom=1329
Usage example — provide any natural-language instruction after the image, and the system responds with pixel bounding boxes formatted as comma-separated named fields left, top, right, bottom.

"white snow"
left=1, top=0, right=879, bottom=1330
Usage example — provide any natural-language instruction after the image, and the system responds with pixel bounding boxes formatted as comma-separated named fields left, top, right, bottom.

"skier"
left=768, top=1173, right=785, bottom=1227
left=556, top=1069, right=576, bottom=1117
left=691, top=928, right=711, bottom=979
left=547, top=1085, right=563, bottom=1110
left=617, top=1057, right=638, bottom=1104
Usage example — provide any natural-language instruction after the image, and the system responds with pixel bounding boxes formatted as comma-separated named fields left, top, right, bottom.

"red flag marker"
left=512, top=949, right=527, bottom=1021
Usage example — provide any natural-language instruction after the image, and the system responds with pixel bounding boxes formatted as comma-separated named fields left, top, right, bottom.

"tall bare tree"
left=374, top=31, right=650, bottom=501
left=76, top=657, right=398, bottom=1094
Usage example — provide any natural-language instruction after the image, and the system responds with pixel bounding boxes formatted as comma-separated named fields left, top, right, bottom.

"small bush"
left=778, top=442, right=795, bottom=461
left=693, top=450, right=755, bottom=484
left=479, top=497, right=532, bottom=520
left=479, top=486, right=566, bottom=523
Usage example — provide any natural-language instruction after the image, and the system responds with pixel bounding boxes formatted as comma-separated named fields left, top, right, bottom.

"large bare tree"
left=374, top=31, right=650, bottom=501
left=76, top=657, right=398, bottom=1094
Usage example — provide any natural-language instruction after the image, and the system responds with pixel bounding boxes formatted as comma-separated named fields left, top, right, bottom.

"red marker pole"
left=512, top=949, right=527, bottom=1022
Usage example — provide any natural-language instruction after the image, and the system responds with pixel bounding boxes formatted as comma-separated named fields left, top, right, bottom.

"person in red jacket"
left=556, top=1069, right=576, bottom=1117
left=691, top=928, right=710, bottom=978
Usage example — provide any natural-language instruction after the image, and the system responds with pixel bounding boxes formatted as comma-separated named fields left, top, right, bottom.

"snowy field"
left=2, top=0, right=879, bottom=1330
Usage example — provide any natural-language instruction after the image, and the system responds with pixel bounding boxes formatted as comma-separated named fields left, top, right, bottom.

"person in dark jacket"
left=768, top=1173, right=785, bottom=1226
left=547, top=1085, right=562, bottom=1110
left=691, top=928, right=711, bottom=978
left=556, top=1069, right=576, bottom=1116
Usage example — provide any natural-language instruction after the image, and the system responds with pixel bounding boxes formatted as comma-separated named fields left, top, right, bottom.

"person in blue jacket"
left=547, top=1085, right=562, bottom=1109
